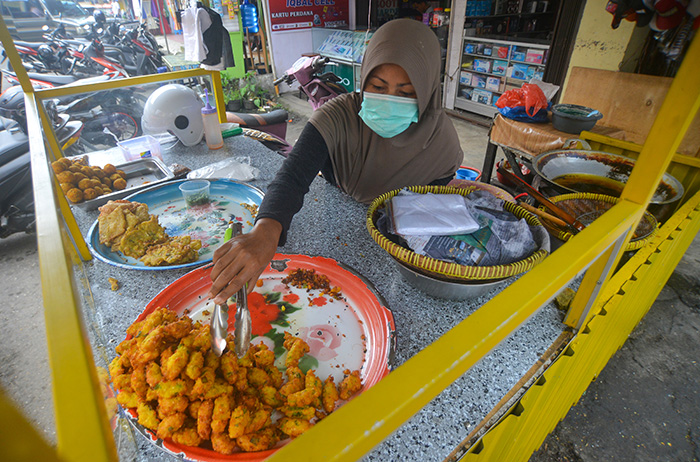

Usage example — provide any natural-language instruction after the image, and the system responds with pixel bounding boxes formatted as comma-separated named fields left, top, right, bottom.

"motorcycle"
left=0, top=108, right=84, bottom=239
left=273, top=55, right=348, bottom=110
left=226, top=55, right=347, bottom=155
left=99, top=20, right=164, bottom=75
left=0, top=70, right=144, bottom=149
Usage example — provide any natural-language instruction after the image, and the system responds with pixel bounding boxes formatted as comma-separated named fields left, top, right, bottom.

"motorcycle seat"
left=226, top=108, right=289, bottom=128
left=14, top=40, right=45, bottom=49
left=61, top=39, right=89, bottom=48
left=25, top=72, right=78, bottom=85
left=0, top=116, right=29, bottom=167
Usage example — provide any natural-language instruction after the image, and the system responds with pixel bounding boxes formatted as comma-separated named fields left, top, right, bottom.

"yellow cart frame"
left=1, top=13, right=698, bottom=460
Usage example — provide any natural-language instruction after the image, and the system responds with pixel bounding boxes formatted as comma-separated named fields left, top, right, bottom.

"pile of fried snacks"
left=52, top=157, right=127, bottom=203
left=98, top=200, right=202, bottom=266
left=110, top=307, right=362, bottom=454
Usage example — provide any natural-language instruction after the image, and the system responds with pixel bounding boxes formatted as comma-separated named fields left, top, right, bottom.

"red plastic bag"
left=495, top=83, right=548, bottom=117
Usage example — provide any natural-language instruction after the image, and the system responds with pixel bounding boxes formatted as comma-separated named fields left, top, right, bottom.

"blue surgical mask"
left=359, top=92, right=419, bottom=138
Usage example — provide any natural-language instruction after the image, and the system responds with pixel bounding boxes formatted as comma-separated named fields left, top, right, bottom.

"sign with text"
left=268, top=0, right=349, bottom=31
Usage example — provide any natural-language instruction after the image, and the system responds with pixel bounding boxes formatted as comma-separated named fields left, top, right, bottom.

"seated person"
left=209, top=18, right=463, bottom=304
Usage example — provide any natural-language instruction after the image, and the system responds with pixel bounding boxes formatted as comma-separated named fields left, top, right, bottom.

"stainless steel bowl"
left=394, top=261, right=512, bottom=300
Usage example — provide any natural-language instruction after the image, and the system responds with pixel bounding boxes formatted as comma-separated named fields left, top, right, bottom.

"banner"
left=268, top=0, right=349, bottom=31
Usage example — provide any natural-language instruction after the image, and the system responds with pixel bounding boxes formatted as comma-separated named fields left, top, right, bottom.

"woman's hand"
left=208, top=218, right=282, bottom=304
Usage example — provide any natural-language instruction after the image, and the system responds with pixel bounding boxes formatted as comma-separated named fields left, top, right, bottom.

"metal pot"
left=532, top=149, right=684, bottom=223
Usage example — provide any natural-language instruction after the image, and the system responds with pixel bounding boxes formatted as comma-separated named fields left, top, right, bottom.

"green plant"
left=241, top=71, right=269, bottom=108
left=221, top=74, right=242, bottom=104
left=224, top=87, right=242, bottom=104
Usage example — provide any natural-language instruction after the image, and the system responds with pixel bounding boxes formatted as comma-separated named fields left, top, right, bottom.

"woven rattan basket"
left=366, top=185, right=550, bottom=283
left=538, top=193, right=658, bottom=251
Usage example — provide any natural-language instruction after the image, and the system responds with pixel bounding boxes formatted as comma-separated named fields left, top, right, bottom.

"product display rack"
left=464, top=0, right=559, bottom=40
left=454, top=36, right=549, bottom=117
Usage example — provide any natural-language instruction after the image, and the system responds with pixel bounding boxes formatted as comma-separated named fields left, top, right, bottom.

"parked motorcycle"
left=273, top=55, right=348, bottom=110
left=0, top=109, right=84, bottom=238
left=97, top=17, right=164, bottom=75
left=228, top=55, right=347, bottom=155
left=0, top=70, right=144, bottom=149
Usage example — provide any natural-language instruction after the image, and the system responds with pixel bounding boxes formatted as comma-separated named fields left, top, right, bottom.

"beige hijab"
left=309, top=18, right=463, bottom=204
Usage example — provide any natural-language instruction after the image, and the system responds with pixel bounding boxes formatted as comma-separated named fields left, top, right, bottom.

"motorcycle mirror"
left=97, top=28, right=103, bottom=34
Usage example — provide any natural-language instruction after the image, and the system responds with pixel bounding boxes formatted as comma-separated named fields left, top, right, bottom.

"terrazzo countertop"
left=70, top=135, right=564, bottom=461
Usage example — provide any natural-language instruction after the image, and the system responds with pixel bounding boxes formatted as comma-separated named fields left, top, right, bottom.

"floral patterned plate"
left=86, top=179, right=264, bottom=270
left=123, top=254, right=396, bottom=462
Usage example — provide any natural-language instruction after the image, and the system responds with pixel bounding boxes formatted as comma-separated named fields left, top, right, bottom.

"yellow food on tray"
left=52, top=157, right=126, bottom=204
left=110, top=308, right=363, bottom=454
left=98, top=200, right=202, bottom=266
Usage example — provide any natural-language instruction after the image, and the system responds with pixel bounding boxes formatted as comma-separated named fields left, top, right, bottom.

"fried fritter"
left=156, top=413, right=186, bottom=440
left=172, top=425, right=202, bottom=447
left=119, top=216, right=168, bottom=259
left=139, top=235, right=201, bottom=266
left=283, top=332, right=310, bottom=368
left=66, top=188, right=84, bottom=203
left=278, top=417, right=313, bottom=438
left=338, top=369, right=362, bottom=400
left=322, top=376, right=340, bottom=413
left=236, top=426, right=280, bottom=452
left=97, top=200, right=150, bottom=250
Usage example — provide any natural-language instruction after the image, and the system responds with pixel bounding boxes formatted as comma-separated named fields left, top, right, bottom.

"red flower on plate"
left=283, top=293, right=300, bottom=304
left=310, top=296, right=327, bottom=307
left=298, top=324, right=342, bottom=361
left=246, top=292, right=280, bottom=336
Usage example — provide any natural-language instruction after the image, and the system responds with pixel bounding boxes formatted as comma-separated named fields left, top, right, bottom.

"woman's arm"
left=255, top=122, right=333, bottom=245
left=209, top=122, right=331, bottom=303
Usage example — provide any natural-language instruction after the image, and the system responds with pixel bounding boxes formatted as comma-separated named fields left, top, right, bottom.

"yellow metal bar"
left=0, top=16, right=34, bottom=94
left=33, top=95, right=92, bottom=260
left=26, top=91, right=116, bottom=461
left=38, top=101, right=63, bottom=163
left=268, top=201, right=642, bottom=461
left=37, top=69, right=223, bottom=100
left=466, top=191, right=700, bottom=460
left=54, top=174, right=92, bottom=261
left=581, top=131, right=700, bottom=170
left=36, top=68, right=218, bottom=99
left=0, top=387, right=61, bottom=461
left=210, top=71, right=227, bottom=123
left=563, top=229, right=636, bottom=330
left=622, top=37, right=700, bottom=209
left=564, top=34, right=700, bottom=331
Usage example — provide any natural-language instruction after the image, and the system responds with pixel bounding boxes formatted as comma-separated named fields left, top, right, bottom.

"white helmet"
left=142, top=84, right=204, bottom=146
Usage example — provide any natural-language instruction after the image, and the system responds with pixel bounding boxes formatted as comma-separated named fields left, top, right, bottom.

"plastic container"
left=551, top=103, right=603, bottom=134
left=202, top=89, right=223, bottom=150
left=240, top=0, right=259, bottom=34
left=117, top=135, right=162, bottom=161
left=179, top=180, right=210, bottom=208
left=455, top=166, right=482, bottom=181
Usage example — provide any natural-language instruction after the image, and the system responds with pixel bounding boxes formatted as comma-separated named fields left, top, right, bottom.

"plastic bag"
left=187, top=157, right=260, bottom=182
left=388, top=191, right=479, bottom=236
left=495, top=83, right=549, bottom=122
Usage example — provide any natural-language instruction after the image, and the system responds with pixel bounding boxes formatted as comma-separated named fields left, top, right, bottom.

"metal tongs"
left=210, top=222, right=252, bottom=357
left=230, top=223, right=252, bottom=357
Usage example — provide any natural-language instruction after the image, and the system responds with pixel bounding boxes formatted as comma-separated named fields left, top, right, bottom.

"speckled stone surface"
left=71, top=135, right=564, bottom=461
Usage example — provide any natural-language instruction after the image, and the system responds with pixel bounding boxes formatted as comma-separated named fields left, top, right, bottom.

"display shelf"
left=464, top=0, right=559, bottom=39
left=456, top=35, right=548, bottom=116
left=455, top=96, right=499, bottom=117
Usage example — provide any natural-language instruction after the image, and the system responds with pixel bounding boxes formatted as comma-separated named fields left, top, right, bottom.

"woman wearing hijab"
left=209, top=18, right=463, bottom=303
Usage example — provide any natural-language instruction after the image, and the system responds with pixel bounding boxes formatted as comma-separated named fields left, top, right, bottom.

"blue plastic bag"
left=497, top=104, right=550, bottom=123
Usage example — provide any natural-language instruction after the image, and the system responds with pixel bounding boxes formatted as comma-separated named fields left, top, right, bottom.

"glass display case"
left=311, top=28, right=374, bottom=92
